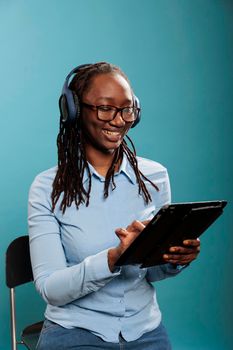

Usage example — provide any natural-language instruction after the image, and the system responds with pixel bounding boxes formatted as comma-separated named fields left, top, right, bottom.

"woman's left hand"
left=163, top=239, right=201, bottom=265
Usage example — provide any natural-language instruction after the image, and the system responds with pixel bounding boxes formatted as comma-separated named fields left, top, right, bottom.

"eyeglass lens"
left=98, top=106, right=137, bottom=122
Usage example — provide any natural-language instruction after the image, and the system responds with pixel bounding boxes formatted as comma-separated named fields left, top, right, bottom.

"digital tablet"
left=115, top=200, right=227, bottom=268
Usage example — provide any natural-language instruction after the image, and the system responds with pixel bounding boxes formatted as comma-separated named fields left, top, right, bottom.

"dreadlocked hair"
left=51, top=62, right=159, bottom=213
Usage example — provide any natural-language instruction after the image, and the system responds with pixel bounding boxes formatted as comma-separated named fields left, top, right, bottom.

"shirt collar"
left=82, top=153, right=137, bottom=185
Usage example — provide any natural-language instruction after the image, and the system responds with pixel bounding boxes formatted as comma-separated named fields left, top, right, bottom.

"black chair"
left=6, top=236, right=43, bottom=350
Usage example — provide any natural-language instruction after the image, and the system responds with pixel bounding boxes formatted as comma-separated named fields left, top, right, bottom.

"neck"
left=85, top=144, right=121, bottom=176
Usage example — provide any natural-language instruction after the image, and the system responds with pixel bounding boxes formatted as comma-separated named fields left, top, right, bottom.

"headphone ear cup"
left=59, top=95, right=69, bottom=124
left=131, top=95, right=141, bottom=128
left=60, top=64, right=92, bottom=126
left=72, top=92, right=80, bottom=119
left=59, top=91, right=79, bottom=125
left=63, top=88, right=76, bottom=125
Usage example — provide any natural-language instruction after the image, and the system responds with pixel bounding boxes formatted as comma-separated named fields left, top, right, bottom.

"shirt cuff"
left=167, top=263, right=190, bottom=272
left=85, top=248, right=122, bottom=282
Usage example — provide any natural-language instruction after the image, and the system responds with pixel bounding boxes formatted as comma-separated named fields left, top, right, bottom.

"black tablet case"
left=115, top=200, right=227, bottom=268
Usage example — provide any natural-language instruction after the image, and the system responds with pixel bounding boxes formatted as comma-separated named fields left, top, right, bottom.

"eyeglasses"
left=81, top=102, right=140, bottom=123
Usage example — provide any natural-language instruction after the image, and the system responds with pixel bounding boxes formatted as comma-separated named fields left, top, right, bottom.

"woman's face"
left=80, top=73, right=134, bottom=154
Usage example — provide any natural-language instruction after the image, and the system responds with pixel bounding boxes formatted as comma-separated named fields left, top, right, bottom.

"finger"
left=164, top=254, right=189, bottom=261
left=131, top=220, right=145, bottom=231
left=165, top=259, right=189, bottom=265
left=164, top=258, right=190, bottom=265
left=115, top=228, right=128, bottom=238
left=125, top=224, right=134, bottom=231
left=163, top=254, right=190, bottom=264
left=169, top=246, right=199, bottom=254
left=163, top=253, right=198, bottom=264
left=141, top=220, right=151, bottom=226
left=183, top=238, right=200, bottom=247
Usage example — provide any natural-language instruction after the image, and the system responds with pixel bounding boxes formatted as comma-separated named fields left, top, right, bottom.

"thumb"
left=115, top=228, right=127, bottom=240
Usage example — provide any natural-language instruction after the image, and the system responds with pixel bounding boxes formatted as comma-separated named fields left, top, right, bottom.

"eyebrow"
left=95, top=97, right=133, bottom=104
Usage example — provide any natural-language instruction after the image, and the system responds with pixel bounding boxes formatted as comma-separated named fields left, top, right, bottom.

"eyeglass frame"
left=80, top=102, right=140, bottom=123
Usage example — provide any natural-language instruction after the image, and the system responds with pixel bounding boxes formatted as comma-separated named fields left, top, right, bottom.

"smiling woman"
left=28, top=62, right=200, bottom=350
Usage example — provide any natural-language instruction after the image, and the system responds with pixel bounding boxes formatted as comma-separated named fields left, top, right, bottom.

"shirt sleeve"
left=28, top=174, right=120, bottom=307
left=146, top=263, right=188, bottom=282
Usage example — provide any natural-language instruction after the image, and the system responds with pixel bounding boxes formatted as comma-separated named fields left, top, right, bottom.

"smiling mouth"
left=102, top=129, right=121, bottom=136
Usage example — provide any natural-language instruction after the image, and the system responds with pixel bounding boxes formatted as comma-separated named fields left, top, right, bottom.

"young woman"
left=28, top=62, right=200, bottom=349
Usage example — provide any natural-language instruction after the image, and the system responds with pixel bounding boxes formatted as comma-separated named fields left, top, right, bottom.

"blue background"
left=0, top=1, right=232, bottom=349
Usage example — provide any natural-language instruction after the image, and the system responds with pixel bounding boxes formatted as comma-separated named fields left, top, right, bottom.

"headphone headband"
left=62, top=64, right=92, bottom=95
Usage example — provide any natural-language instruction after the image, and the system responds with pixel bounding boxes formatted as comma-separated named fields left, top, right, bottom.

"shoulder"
left=31, top=166, right=57, bottom=187
left=136, top=156, right=168, bottom=178
left=136, top=156, right=171, bottom=205
left=29, top=166, right=57, bottom=199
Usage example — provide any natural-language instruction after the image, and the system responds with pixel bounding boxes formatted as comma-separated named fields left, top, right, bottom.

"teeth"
left=103, top=130, right=120, bottom=135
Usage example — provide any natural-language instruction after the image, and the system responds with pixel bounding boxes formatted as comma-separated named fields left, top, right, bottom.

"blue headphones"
left=59, top=64, right=141, bottom=128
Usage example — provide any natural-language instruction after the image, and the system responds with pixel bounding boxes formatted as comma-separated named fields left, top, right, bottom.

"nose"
left=109, top=110, right=125, bottom=127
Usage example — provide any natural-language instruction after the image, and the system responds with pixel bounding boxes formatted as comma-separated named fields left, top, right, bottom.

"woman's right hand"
left=115, top=220, right=146, bottom=255
left=108, top=220, right=148, bottom=272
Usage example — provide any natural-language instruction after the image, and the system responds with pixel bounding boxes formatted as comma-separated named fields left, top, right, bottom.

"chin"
left=99, top=140, right=123, bottom=153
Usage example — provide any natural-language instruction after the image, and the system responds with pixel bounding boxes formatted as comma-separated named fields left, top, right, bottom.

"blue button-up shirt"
left=28, top=155, right=182, bottom=343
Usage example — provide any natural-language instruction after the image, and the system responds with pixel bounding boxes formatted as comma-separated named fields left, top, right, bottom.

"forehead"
left=83, top=73, right=133, bottom=103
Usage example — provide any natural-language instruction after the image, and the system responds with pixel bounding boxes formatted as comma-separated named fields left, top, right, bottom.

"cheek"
left=123, top=124, right=133, bottom=135
left=81, top=116, right=101, bottom=134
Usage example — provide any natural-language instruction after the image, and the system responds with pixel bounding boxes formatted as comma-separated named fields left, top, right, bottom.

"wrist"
left=169, top=263, right=190, bottom=271
left=108, top=247, right=121, bottom=272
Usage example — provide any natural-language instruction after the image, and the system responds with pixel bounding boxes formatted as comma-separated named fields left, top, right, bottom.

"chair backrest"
left=6, top=235, right=33, bottom=288
left=6, top=236, right=40, bottom=350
